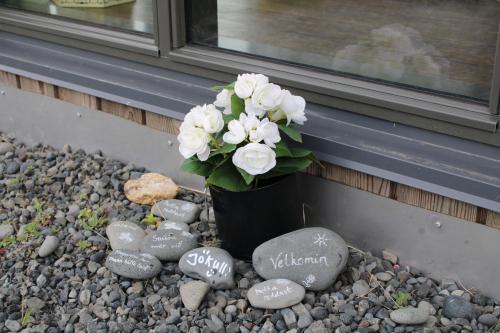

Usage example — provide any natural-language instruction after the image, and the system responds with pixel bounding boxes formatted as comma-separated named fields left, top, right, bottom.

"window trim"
left=0, top=5, right=158, bottom=56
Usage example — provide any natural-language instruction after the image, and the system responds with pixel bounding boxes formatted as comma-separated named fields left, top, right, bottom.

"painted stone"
left=252, top=227, right=348, bottom=291
left=247, top=279, right=305, bottom=309
left=124, top=172, right=178, bottom=205
left=152, top=199, right=201, bottom=224
left=141, top=229, right=198, bottom=261
left=106, top=221, right=146, bottom=251
left=105, top=250, right=161, bottom=279
left=179, top=247, right=235, bottom=289
left=158, top=220, right=190, bottom=232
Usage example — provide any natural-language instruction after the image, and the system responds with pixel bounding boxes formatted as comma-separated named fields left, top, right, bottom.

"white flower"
left=256, top=119, right=280, bottom=148
left=223, top=118, right=246, bottom=144
left=222, top=114, right=281, bottom=148
left=182, top=104, right=224, bottom=134
left=234, top=73, right=268, bottom=99
left=247, top=83, right=283, bottom=117
left=177, top=126, right=211, bottom=161
left=214, top=89, right=233, bottom=115
left=279, top=90, right=307, bottom=125
left=232, top=143, right=276, bottom=175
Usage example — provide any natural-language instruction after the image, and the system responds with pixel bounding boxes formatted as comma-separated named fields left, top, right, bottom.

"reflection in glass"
left=0, top=0, right=153, bottom=35
left=188, top=0, right=500, bottom=101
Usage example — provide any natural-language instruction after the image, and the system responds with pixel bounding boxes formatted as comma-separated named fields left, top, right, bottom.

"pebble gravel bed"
left=0, top=133, right=499, bottom=333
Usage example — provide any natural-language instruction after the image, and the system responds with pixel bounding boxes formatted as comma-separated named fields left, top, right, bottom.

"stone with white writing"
left=179, top=247, right=235, bottom=289
left=141, top=229, right=198, bottom=261
left=247, top=279, right=305, bottom=309
left=158, top=220, right=190, bottom=232
left=105, top=250, right=161, bottom=279
left=152, top=199, right=201, bottom=224
left=106, top=221, right=146, bottom=251
left=252, top=227, right=348, bottom=291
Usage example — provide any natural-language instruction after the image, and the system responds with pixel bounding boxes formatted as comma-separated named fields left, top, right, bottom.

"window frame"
left=0, top=0, right=499, bottom=144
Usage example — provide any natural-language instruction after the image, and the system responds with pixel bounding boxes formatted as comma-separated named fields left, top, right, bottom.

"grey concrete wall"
left=1, top=84, right=499, bottom=299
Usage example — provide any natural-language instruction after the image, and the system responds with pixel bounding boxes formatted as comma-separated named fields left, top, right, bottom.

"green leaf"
left=288, top=147, right=311, bottom=158
left=278, top=124, right=303, bottom=143
left=274, top=157, right=312, bottom=173
left=237, top=167, right=255, bottom=185
left=180, top=158, right=214, bottom=177
left=231, top=94, right=245, bottom=119
left=274, top=140, right=292, bottom=157
left=206, top=159, right=252, bottom=192
left=289, top=147, right=323, bottom=166
left=209, top=82, right=235, bottom=92
left=223, top=114, right=236, bottom=124
left=260, top=157, right=312, bottom=179
left=210, top=144, right=236, bottom=158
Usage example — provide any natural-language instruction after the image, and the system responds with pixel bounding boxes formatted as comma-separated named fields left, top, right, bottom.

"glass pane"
left=187, top=0, right=500, bottom=102
left=0, top=0, right=153, bottom=35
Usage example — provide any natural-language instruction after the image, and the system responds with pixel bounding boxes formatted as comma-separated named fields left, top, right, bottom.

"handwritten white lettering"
left=269, top=252, right=329, bottom=269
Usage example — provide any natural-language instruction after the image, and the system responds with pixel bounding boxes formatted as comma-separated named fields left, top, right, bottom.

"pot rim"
left=208, top=173, right=296, bottom=194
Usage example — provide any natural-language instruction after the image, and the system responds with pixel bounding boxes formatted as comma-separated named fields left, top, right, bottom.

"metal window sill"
left=0, top=32, right=499, bottom=212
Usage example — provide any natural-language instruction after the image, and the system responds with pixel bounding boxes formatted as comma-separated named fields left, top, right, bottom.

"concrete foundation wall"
left=1, top=84, right=500, bottom=299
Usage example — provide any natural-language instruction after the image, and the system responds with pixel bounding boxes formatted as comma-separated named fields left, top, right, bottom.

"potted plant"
left=178, top=73, right=320, bottom=259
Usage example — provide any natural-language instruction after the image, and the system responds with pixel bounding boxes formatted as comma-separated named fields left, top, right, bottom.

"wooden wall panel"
left=100, top=99, right=143, bottom=125
left=0, top=71, right=18, bottom=87
left=19, top=77, right=43, bottom=94
left=2, top=69, right=499, bottom=229
left=486, top=211, right=500, bottom=229
left=58, top=87, right=99, bottom=110
left=18, top=77, right=58, bottom=98
left=144, top=111, right=182, bottom=135
left=307, top=162, right=391, bottom=197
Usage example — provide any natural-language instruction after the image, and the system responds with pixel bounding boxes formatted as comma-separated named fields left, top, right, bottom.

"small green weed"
left=394, top=291, right=411, bottom=307
left=79, top=193, right=88, bottom=201
left=78, top=208, right=108, bottom=231
left=0, top=235, right=17, bottom=248
left=21, top=307, right=34, bottom=327
left=6, top=177, right=22, bottom=187
left=33, top=199, right=51, bottom=225
left=50, top=226, right=62, bottom=234
left=77, top=240, right=92, bottom=251
left=142, top=211, right=158, bottom=225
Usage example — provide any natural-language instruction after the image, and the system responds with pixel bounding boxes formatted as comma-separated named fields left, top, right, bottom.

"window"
left=0, top=0, right=153, bottom=34
left=0, top=0, right=499, bottom=145
left=187, top=0, right=500, bottom=103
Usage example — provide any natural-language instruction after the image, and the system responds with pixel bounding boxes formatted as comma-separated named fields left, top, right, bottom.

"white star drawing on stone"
left=313, top=233, right=330, bottom=247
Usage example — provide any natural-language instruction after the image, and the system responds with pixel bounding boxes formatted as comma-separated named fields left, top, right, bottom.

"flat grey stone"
left=105, top=250, right=162, bottom=279
left=38, top=235, right=59, bottom=257
left=252, top=227, right=348, bottom=291
left=0, top=224, right=14, bottom=240
left=352, top=280, right=370, bottom=296
left=390, top=305, right=429, bottom=325
left=0, top=142, right=14, bottom=155
left=442, top=295, right=475, bottom=319
left=5, top=319, right=21, bottom=332
left=180, top=280, right=210, bottom=311
left=141, top=229, right=198, bottom=261
left=106, top=221, right=146, bottom=251
left=248, top=279, right=305, bottom=310
left=158, top=220, right=190, bottom=232
left=179, top=247, right=235, bottom=289
left=152, top=199, right=201, bottom=224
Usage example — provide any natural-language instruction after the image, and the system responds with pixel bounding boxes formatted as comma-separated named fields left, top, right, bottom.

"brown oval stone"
left=124, top=173, right=178, bottom=205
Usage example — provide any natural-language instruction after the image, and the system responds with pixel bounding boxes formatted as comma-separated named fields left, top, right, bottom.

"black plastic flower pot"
left=209, top=173, right=303, bottom=260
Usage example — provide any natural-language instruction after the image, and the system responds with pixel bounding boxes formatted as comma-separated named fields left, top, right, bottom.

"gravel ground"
left=0, top=133, right=499, bottom=333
